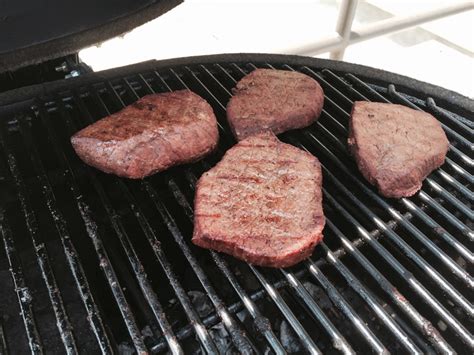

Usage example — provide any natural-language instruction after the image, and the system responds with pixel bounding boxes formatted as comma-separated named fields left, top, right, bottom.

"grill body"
left=0, top=54, right=472, bottom=354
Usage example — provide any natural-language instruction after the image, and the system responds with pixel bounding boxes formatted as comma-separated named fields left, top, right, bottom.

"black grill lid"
left=0, top=0, right=182, bottom=72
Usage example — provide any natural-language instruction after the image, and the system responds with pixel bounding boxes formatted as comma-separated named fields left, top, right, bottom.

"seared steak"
left=348, top=101, right=449, bottom=198
left=226, top=69, right=324, bottom=141
left=71, top=90, right=218, bottom=179
left=192, top=132, right=325, bottom=268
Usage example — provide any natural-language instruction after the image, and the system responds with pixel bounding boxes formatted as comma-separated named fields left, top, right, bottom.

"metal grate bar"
left=192, top=63, right=386, bottom=354
left=425, top=179, right=472, bottom=219
left=182, top=66, right=232, bottom=121
left=72, top=89, right=220, bottom=354
left=279, top=65, right=471, bottom=261
left=0, top=126, right=77, bottom=354
left=426, top=98, right=473, bottom=133
left=149, top=157, right=286, bottom=353
left=436, top=168, right=473, bottom=197
left=82, top=161, right=185, bottom=354
left=70, top=93, right=183, bottom=355
left=283, top=137, right=461, bottom=350
left=341, top=74, right=473, bottom=234
left=418, top=192, right=473, bottom=240
left=387, top=85, right=473, bottom=152
left=300, top=139, right=474, bottom=346
left=311, top=218, right=453, bottom=354
left=310, top=67, right=472, bottom=182
left=249, top=265, right=322, bottom=354
left=298, top=67, right=472, bottom=272
left=343, top=74, right=473, bottom=175
left=290, top=122, right=462, bottom=350
left=325, top=69, right=471, bottom=136
left=304, top=67, right=472, bottom=189
left=238, top=65, right=472, bottom=298
left=2, top=58, right=471, bottom=353
left=10, top=110, right=113, bottom=353
left=325, top=182, right=471, bottom=344
left=209, top=258, right=286, bottom=353
left=0, top=212, right=43, bottom=354
left=279, top=269, right=356, bottom=354
left=0, top=319, right=7, bottom=354
left=160, top=172, right=286, bottom=354
left=401, top=198, right=473, bottom=262
left=318, top=239, right=423, bottom=354
left=295, top=133, right=473, bottom=320
left=105, top=78, right=256, bottom=354
left=36, top=103, right=148, bottom=353
left=304, top=103, right=472, bottom=260
left=322, top=70, right=473, bottom=184
left=115, top=183, right=220, bottom=353
left=207, top=65, right=444, bottom=349
left=164, top=67, right=333, bottom=354
left=443, top=157, right=473, bottom=182
left=322, top=193, right=460, bottom=353
left=206, top=62, right=472, bottom=349
left=148, top=258, right=298, bottom=353
left=206, top=255, right=285, bottom=352
left=187, top=63, right=368, bottom=354
left=139, top=181, right=255, bottom=354
left=181, top=162, right=365, bottom=353
left=318, top=69, right=370, bottom=101
left=302, top=113, right=471, bottom=285
left=174, top=69, right=227, bottom=133
left=303, top=260, right=388, bottom=354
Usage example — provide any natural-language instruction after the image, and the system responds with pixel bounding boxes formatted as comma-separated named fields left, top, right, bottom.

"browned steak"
left=226, top=68, right=324, bottom=141
left=71, top=90, right=218, bottom=179
left=192, top=132, right=325, bottom=268
left=348, top=101, right=449, bottom=198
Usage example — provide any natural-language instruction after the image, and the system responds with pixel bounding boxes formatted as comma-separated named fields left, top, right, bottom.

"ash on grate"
left=188, top=290, right=213, bottom=318
left=155, top=273, right=415, bottom=353
left=163, top=290, right=236, bottom=354
left=208, top=322, right=234, bottom=354
left=189, top=291, right=235, bottom=354
left=303, top=281, right=333, bottom=310
left=117, top=342, right=134, bottom=355
left=279, top=320, right=302, bottom=353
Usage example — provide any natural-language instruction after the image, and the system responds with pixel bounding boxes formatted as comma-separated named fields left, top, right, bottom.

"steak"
left=71, top=90, right=219, bottom=179
left=226, top=68, right=324, bottom=141
left=348, top=101, right=449, bottom=198
left=192, top=132, right=325, bottom=268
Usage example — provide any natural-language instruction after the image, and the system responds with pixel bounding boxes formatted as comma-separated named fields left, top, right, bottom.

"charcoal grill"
left=0, top=52, right=472, bottom=354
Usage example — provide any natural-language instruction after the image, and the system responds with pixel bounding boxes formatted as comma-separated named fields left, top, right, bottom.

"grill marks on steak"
left=348, top=101, right=449, bottom=198
left=71, top=90, right=218, bottom=179
left=226, top=69, right=324, bottom=141
left=192, top=132, right=325, bottom=268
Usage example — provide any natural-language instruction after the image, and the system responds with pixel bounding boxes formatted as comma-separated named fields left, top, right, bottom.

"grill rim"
left=0, top=53, right=472, bottom=113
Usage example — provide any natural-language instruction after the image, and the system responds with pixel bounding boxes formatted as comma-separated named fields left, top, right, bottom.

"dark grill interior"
left=0, top=58, right=472, bottom=354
